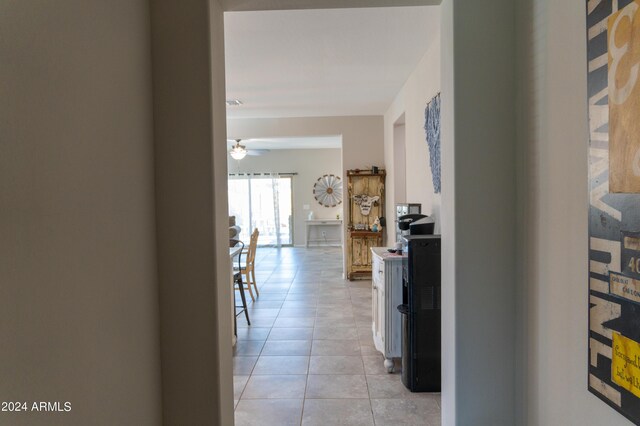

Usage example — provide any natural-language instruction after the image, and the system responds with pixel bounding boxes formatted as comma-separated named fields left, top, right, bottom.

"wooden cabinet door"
left=350, top=236, right=366, bottom=267
left=352, top=235, right=381, bottom=268
left=348, top=233, right=382, bottom=279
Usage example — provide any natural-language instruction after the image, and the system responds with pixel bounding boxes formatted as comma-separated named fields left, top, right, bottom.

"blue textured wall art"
left=424, top=93, right=441, bottom=194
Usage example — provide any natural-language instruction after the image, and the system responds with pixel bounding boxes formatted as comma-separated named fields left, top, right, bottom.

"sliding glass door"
left=228, top=175, right=293, bottom=246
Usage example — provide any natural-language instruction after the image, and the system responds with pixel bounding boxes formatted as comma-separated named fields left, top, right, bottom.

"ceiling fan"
left=227, top=139, right=270, bottom=160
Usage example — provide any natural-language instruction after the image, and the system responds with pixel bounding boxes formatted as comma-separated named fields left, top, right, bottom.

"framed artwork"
left=587, top=1, right=640, bottom=423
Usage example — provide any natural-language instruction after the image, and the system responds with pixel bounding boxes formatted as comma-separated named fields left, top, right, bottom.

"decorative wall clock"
left=313, top=174, right=343, bottom=207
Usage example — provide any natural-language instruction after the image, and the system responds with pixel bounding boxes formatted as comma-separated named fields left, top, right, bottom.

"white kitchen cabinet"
left=370, top=247, right=404, bottom=373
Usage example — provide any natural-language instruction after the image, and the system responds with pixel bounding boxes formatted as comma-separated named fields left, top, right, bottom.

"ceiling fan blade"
left=246, top=149, right=270, bottom=156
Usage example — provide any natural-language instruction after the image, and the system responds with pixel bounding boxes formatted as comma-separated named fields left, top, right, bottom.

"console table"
left=305, top=219, right=343, bottom=247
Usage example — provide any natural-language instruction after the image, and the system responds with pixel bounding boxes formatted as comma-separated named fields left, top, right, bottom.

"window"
left=228, top=175, right=293, bottom=246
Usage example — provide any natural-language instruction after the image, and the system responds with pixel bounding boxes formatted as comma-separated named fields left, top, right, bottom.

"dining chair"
left=230, top=239, right=250, bottom=330
left=241, top=228, right=260, bottom=301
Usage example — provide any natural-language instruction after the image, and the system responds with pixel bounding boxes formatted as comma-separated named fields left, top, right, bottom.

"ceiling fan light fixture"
left=229, top=139, right=247, bottom=160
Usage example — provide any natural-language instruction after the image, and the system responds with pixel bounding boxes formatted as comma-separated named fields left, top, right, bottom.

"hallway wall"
left=517, top=0, right=634, bottom=424
left=440, top=0, right=518, bottom=424
left=150, top=0, right=233, bottom=424
left=0, top=1, right=161, bottom=425
left=384, top=20, right=441, bottom=244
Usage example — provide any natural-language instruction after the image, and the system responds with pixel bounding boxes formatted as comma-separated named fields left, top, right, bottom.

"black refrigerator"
left=400, top=234, right=441, bottom=392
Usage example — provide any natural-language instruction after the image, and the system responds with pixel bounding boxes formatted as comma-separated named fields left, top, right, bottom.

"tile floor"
left=233, top=246, right=441, bottom=426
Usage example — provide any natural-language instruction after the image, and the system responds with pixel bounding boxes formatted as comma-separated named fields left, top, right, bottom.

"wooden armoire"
left=346, top=169, right=385, bottom=280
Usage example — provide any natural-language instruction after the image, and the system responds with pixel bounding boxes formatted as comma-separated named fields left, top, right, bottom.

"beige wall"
left=0, top=1, right=161, bottom=425
left=227, top=116, right=384, bottom=173
left=384, top=21, right=441, bottom=244
left=150, top=0, right=233, bottom=424
left=228, top=149, right=344, bottom=247
left=518, top=0, right=633, bottom=424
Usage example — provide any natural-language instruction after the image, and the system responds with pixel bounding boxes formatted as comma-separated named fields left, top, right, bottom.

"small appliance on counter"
left=408, top=216, right=435, bottom=236
left=395, top=203, right=421, bottom=242
left=397, top=214, right=426, bottom=242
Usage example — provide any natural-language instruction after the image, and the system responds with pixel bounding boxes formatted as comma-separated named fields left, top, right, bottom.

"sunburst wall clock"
left=313, top=174, right=343, bottom=208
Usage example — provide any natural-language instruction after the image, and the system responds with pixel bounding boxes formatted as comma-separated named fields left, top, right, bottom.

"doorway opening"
left=223, top=5, right=442, bottom=425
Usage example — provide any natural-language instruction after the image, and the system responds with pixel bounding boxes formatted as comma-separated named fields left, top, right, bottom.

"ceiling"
left=224, top=6, right=439, bottom=119
left=228, top=136, right=341, bottom=150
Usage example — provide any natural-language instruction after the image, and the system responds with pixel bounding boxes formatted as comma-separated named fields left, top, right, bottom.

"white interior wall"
left=440, top=2, right=456, bottom=423
left=384, top=23, right=441, bottom=246
left=227, top=149, right=343, bottom=246
left=441, top=0, right=517, bottom=424
left=393, top=122, right=407, bottom=202
left=518, top=0, right=634, bottom=424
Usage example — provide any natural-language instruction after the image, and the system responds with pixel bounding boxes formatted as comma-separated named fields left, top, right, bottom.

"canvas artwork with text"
left=588, top=0, right=640, bottom=423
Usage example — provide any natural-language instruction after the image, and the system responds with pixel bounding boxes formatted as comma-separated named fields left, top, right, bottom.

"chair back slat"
left=246, top=228, right=259, bottom=265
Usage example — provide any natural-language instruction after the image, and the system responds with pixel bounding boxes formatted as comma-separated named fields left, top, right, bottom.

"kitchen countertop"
left=371, top=246, right=405, bottom=261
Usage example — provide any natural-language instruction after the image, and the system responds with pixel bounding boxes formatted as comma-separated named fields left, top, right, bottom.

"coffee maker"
left=397, top=214, right=427, bottom=243
left=395, top=203, right=422, bottom=243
